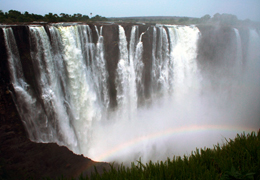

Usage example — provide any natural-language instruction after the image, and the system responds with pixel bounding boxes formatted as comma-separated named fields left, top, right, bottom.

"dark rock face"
left=0, top=83, right=109, bottom=179
left=102, top=24, right=119, bottom=108
left=142, top=26, right=153, bottom=99
left=0, top=28, right=9, bottom=85
left=197, top=25, right=236, bottom=66
left=237, top=26, right=250, bottom=63
left=102, top=23, right=154, bottom=105
left=197, top=25, right=251, bottom=68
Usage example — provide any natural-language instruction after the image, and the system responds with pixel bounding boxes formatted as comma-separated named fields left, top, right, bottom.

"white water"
left=3, top=25, right=260, bottom=165
left=233, top=28, right=243, bottom=67
left=95, top=26, right=110, bottom=111
left=89, top=25, right=206, bottom=163
left=115, top=25, right=147, bottom=118
left=168, top=25, right=201, bottom=102
left=151, top=26, right=171, bottom=96
left=3, top=28, right=39, bottom=140
left=116, top=25, right=136, bottom=117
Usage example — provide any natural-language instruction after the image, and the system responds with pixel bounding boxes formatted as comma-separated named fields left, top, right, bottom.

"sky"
left=0, top=0, right=259, bottom=21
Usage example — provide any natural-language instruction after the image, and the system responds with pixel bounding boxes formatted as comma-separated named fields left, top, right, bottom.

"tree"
left=212, top=13, right=221, bottom=22
left=44, top=13, right=58, bottom=22
left=91, top=15, right=107, bottom=21
left=8, top=10, right=21, bottom=17
left=211, top=13, right=238, bottom=25
left=73, top=13, right=82, bottom=18
left=0, top=10, right=105, bottom=23
left=71, top=13, right=82, bottom=21
left=23, top=11, right=33, bottom=22
left=0, top=10, right=4, bottom=22
left=178, top=17, right=189, bottom=23
left=6, top=10, right=23, bottom=22
left=200, top=14, right=211, bottom=23
left=81, top=15, right=89, bottom=22
left=220, top=13, right=238, bottom=25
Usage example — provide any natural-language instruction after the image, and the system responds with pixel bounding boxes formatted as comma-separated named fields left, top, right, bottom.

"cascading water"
left=2, top=24, right=260, bottom=164
left=168, top=25, right=201, bottom=101
left=116, top=25, right=137, bottom=118
left=3, top=27, right=40, bottom=141
left=94, top=26, right=110, bottom=111
left=134, top=31, right=145, bottom=102
left=116, top=25, right=146, bottom=116
left=51, top=25, right=106, bottom=153
left=151, top=26, right=170, bottom=96
left=233, top=28, right=243, bottom=67
left=30, top=26, right=81, bottom=152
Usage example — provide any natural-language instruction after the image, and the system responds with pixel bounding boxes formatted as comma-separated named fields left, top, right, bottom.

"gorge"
left=0, top=22, right=260, bottom=170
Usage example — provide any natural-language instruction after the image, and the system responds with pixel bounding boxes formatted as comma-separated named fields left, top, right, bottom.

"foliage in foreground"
left=3, top=130, right=258, bottom=179
left=82, top=130, right=260, bottom=180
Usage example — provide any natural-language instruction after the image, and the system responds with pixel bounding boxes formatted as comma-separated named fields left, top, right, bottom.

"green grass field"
left=78, top=130, right=260, bottom=180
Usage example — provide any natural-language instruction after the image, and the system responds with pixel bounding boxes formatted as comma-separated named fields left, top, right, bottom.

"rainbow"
left=94, top=124, right=258, bottom=162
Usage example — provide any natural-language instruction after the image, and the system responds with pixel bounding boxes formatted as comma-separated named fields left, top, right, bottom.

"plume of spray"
left=88, top=26, right=260, bottom=165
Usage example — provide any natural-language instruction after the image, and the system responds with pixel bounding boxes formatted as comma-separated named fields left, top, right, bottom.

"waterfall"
left=3, top=28, right=23, bottom=84
left=29, top=26, right=80, bottom=152
left=95, top=26, right=110, bottom=111
left=151, top=26, right=170, bottom=96
left=151, top=26, right=158, bottom=97
left=150, top=25, right=200, bottom=100
left=3, top=28, right=40, bottom=141
left=233, top=28, right=243, bottom=67
left=4, top=25, right=109, bottom=154
left=129, top=25, right=138, bottom=105
left=2, top=24, right=260, bottom=164
left=116, top=25, right=144, bottom=118
left=116, top=25, right=135, bottom=118
left=134, top=31, right=145, bottom=102
left=116, top=25, right=147, bottom=117
left=168, top=25, right=201, bottom=101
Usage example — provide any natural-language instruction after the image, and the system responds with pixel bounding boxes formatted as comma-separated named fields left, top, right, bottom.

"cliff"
left=0, top=22, right=256, bottom=179
left=0, top=25, right=110, bottom=180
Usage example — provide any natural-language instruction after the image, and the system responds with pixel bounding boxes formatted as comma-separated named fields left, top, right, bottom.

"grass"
left=24, top=130, right=259, bottom=180
left=77, top=130, right=260, bottom=180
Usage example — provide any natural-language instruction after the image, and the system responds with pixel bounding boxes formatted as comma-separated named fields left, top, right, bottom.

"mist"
left=88, top=27, right=260, bottom=165
left=89, top=73, right=260, bottom=164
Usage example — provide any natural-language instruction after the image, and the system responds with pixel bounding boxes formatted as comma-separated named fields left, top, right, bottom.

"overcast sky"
left=1, top=0, right=259, bottom=21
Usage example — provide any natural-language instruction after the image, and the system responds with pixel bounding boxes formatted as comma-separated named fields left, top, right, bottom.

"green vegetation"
left=1, top=10, right=258, bottom=27
left=200, top=13, right=244, bottom=26
left=0, top=128, right=259, bottom=179
left=0, top=10, right=107, bottom=23
left=81, top=130, right=259, bottom=180
left=108, top=13, right=260, bottom=27
left=107, top=16, right=201, bottom=25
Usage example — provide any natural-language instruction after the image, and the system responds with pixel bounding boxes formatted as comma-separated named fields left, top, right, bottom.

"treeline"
left=1, top=10, right=258, bottom=27
left=109, top=13, right=259, bottom=27
left=108, top=16, right=201, bottom=25
left=199, top=13, right=259, bottom=27
left=0, top=10, right=107, bottom=23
